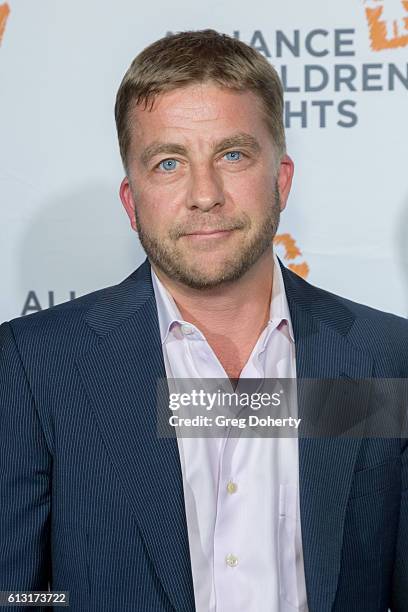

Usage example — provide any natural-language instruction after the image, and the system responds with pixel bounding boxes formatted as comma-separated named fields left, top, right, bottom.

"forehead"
left=130, top=83, right=267, bottom=139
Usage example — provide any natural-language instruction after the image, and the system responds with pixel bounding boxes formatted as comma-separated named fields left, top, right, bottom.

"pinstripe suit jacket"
left=1, top=257, right=407, bottom=611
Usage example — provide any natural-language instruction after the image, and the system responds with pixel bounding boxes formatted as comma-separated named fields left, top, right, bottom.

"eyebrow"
left=140, top=132, right=261, bottom=167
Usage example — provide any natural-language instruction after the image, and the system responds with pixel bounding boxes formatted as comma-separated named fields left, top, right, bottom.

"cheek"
left=224, top=169, right=273, bottom=206
left=137, top=186, right=183, bottom=229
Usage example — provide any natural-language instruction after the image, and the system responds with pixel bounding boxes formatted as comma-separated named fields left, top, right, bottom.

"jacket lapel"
left=75, top=258, right=195, bottom=612
left=281, top=263, right=373, bottom=611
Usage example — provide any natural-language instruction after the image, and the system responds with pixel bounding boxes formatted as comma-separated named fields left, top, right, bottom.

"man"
left=0, top=29, right=407, bottom=612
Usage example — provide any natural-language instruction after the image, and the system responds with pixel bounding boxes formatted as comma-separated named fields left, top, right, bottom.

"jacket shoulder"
left=3, top=269, right=141, bottom=359
left=283, top=262, right=407, bottom=331
left=283, top=265, right=408, bottom=374
left=7, top=283, right=114, bottom=336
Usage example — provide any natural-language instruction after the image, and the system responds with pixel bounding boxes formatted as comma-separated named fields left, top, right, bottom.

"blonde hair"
left=115, top=29, right=286, bottom=172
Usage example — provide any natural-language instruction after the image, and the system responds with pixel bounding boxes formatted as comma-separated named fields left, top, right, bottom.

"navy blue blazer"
left=1, top=257, right=407, bottom=611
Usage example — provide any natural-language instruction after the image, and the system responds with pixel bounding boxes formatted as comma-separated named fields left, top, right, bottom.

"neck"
left=151, top=247, right=274, bottom=339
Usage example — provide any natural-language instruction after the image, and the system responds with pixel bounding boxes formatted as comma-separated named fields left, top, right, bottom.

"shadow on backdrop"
left=17, top=182, right=145, bottom=315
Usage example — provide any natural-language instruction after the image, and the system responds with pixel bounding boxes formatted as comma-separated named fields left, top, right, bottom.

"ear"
left=119, top=177, right=138, bottom=232
left=276, top=154, right=294, bottom=212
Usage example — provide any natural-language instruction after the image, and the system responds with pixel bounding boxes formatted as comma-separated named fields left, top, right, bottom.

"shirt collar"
left=151, top=252, right=295, bottom=346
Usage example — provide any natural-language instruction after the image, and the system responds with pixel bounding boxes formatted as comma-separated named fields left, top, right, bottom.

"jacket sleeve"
left=390, top=439, right=408, bottom=610
left=0, top=321, right=52, bottom=594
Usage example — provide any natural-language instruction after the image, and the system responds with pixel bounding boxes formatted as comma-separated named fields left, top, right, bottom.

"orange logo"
left=364, top=0, right=408, bottom=50
left=0, top=3, right=10, bottom=46
left=274, top=233, right=310, bottom=279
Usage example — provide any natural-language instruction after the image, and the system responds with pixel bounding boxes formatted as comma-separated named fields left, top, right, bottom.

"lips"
left=185, top=229, right=232, bottom=236
left=182, top=225, right=239, bottom=236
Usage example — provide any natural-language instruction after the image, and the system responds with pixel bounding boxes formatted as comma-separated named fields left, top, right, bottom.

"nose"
left=187, top=164, right=225, bottom=212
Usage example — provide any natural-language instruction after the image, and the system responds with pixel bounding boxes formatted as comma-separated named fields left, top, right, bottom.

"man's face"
left=120, top=82, right=294, bottom=289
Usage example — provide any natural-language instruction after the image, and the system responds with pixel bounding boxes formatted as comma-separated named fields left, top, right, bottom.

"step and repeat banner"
left=0, top=0, right=407, bottom=321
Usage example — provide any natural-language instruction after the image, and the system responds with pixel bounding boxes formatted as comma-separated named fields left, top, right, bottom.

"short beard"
left=135, top=186, right=281, bottom=290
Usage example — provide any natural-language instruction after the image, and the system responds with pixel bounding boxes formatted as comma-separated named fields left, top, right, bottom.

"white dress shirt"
left=151, top=253, right=308, bottom=612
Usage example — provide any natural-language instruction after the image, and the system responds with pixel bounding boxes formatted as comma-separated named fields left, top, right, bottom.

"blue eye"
left=225, top=151, right=242, bottom=162
left=158, top=159, right=178, bottom=171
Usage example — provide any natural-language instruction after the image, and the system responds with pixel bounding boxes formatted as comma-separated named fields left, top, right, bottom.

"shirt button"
left=181, top=323, right=194, bottom=335
left=226, top=553, right=239, bottom=567
left=227, top=481, right=238, bottom=494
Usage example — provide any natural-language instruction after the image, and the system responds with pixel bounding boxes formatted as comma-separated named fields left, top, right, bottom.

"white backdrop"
left=1, top=0, right=407, bottom=322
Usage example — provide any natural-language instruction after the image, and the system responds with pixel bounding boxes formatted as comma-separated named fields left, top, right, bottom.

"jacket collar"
left=84, top=255, right=357, bottom=342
